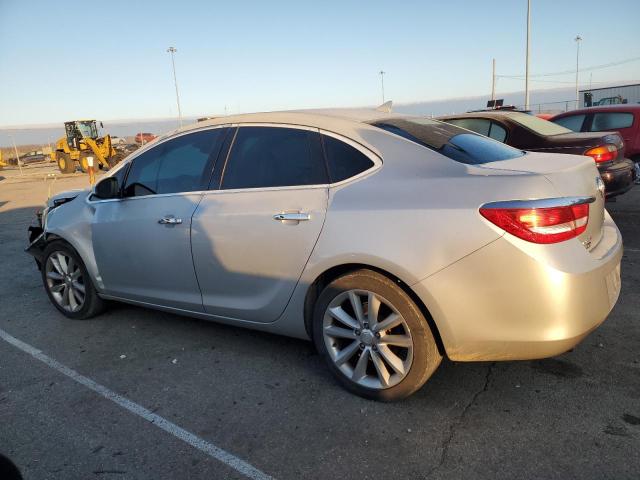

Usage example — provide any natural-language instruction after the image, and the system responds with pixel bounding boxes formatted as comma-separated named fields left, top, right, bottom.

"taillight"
left=480, top=203, right=589, bottom=244
left=585, top=144, right=617, bottom=163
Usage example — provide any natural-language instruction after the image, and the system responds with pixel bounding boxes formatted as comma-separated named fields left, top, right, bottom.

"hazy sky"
left=1, top=0, right=638, bottom=126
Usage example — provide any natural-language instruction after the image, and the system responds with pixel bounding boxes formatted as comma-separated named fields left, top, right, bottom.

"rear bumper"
left=599, top=158, right=635, bottom=198
left=414, top=212, right=623, bottom=361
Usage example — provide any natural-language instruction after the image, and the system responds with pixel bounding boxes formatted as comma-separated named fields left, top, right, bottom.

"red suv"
left=135, top=132, right=157, bottom=145
left=551, top=105, right=640, bottom=183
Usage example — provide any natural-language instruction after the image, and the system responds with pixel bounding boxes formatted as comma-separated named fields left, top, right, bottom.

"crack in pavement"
left=426, top=362, right=496, bottom=479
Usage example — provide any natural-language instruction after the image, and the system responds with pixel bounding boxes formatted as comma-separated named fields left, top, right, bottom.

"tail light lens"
left=480, top=203, right=589, bottom=244
left=585, top=144, right=617, bottom=163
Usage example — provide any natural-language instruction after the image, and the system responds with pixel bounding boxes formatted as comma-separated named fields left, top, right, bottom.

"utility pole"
left=524, top=0, right=531, bottom=110
left=491, top=58, right=496, bottom=102
left=379, top=70, right=386, bottom=104
left=575, top=35, right=582, bottom=109
left=166, top=47, right=183, bottom=127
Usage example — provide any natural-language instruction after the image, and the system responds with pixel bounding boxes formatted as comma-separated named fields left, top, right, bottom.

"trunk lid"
left=528, top=131, right=626, bottom=161
left=480, top=152, right=606, bottom=249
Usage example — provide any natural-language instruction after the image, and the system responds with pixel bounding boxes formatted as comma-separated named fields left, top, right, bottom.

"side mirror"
left=100, top=121, right=104, bottom=128
left=94, top=177, right=120, bottom=199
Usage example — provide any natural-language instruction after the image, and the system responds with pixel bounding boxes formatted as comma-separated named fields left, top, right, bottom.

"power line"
left=497, top=55, right=640, bottom=79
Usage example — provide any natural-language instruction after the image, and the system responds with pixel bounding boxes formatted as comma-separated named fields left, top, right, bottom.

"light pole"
left=524, top=0, right=531, bottom=110
left=491, top=58, right=496, bottom=102
left=166, top=47, right=183, bottom=127
left=574, top=35, right=582, bottom=109
left=379, top=70, right=386, bottom=104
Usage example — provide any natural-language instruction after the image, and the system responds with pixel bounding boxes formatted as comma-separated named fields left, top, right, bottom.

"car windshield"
left=370, top=117, right=525, bottom=165
left=507, top=112, right=572, bottom=136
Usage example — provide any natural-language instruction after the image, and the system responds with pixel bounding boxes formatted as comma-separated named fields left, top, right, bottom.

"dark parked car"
left=437, top=111, right=636, bottom=198
left=21, top=150, right=48, bottom=165
left=550, top=105, right=640, bottom=163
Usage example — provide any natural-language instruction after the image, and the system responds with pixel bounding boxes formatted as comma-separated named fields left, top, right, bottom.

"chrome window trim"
left=214, top=123, right=382, bottom=193
left=111, top=123, right=232, bottom=169
left=87, top=190, right=206, bottom=205
left=480, top=196, right=596, bottom=210
left=318, top=129, right=382, bottom=188
left=202, top=184, right=328, bottom=196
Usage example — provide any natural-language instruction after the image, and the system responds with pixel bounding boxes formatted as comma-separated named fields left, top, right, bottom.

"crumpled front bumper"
left=25, top=212, right=46, bottom=265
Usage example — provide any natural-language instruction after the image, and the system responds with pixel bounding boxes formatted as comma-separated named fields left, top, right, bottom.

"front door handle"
left=273, top=212, right=310, bottom=222
left=159, top=216, right=183, bottom=225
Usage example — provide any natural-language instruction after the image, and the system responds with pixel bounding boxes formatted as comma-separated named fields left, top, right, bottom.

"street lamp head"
left=574, top=35, right=582, bottom=42
left=167, top=47, right=177, bottom=53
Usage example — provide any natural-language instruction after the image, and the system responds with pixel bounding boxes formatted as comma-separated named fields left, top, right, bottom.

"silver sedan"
left=26, top=109, right=623, bottom=400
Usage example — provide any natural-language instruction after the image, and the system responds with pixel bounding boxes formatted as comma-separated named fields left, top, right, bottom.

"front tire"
left=41, top=241, right=106, bottom=319
left=57, top=152, right=75, bottom=174
left=78, top=153, right=90, bottom=173
left=313, top=269, right=442, bottom=401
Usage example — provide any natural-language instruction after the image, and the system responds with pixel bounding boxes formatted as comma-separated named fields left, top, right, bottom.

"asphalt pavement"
left=0, top=167, right=638, bottom=479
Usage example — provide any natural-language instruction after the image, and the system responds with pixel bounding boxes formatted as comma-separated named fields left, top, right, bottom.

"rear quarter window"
left=321, top=135, right=374, bottom=182
left=589, top=112, right=634, bottom=131
left=553, top=114, right=586, bottom=132
left=371, top=118, right=525, bottom=165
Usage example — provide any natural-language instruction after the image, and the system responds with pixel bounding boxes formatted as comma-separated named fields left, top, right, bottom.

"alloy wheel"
left=45, top=251, right=86, bottom=312
left=322, top=289, right=414, bottom=390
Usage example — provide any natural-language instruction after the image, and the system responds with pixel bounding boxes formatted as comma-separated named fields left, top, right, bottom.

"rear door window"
left=553, top=114, right=586, bottom=132
left=221, top=126, right=328, bottom=189
left=321, top=135, right=374, bottom=183
left=371, top=118, right=525, bottom=165
left=588, top=112, right=634, bottom=131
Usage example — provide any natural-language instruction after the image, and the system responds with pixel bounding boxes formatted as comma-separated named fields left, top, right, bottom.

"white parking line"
left=0, top=328, right=274, bottom=480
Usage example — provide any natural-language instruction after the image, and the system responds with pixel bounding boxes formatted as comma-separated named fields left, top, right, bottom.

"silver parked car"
left=26, top=109, right=623, bottom=400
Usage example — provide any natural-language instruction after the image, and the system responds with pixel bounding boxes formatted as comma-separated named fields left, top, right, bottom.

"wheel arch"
left=303, top=263, right=446, bottom=357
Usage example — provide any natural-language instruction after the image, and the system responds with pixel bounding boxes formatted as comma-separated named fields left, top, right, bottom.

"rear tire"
left=41, top=241, right=106, bottom=319
left=57, top=152, right=75, bottom=174
left=313, top=269, right=442, bottom=401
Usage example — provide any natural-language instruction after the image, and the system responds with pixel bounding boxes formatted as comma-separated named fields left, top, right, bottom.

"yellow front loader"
left=52, top=120, right=123, bottom=173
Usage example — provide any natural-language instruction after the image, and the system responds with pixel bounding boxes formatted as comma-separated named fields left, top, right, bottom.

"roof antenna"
left=376, top=101, right=393, bottom=113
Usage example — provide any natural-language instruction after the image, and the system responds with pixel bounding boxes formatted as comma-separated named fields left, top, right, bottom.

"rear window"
left=507, top=112, right=572, bottom=136
left=370, top=118, right=525, bottom=165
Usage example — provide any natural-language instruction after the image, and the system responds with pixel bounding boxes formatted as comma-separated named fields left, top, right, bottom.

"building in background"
left=581, top=83, right=640, bottom=107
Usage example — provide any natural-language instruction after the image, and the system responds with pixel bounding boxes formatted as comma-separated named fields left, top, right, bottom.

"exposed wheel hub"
left=359, top=329, right=376, bottom=346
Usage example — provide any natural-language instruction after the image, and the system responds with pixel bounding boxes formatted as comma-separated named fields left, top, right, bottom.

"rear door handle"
left=159, top=216, right=183, bottom=225
left=273, top=212, right=310, bottom=222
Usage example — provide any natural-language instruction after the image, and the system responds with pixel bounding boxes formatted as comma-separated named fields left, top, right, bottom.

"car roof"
left=168, top=108, right=405, bottom=139
left=552, top=104, right=640, bottom=117
left=437, top=111, right=526, bottom=121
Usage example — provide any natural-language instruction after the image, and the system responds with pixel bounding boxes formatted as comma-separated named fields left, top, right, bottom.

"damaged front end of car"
left=25, top=191, right=82, bottom=268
